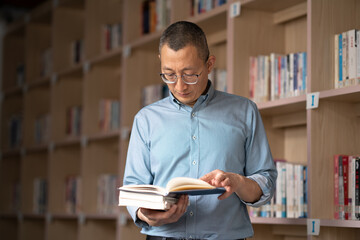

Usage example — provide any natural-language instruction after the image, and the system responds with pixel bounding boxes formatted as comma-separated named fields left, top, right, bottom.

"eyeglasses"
left=160, top=71, right=202, bottom=85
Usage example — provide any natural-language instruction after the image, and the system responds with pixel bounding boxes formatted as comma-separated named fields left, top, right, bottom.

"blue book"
left=339, top=34, right=343, bottom=86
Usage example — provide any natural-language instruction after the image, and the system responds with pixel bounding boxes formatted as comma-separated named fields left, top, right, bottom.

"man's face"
left=159, top=44, right=215, bottom=107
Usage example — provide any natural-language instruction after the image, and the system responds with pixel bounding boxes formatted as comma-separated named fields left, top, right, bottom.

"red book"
left=334, top=155, right=340, bottom=219
left=342, top=155, right=349, bottom=220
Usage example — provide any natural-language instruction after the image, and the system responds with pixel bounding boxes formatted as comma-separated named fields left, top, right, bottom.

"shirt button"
left=192, top=161, right=196, bottom=165
left=192, top=112, right=195, bottom=117
left=190, top=211, right=194, bottom=216
left=192, top=135, right=196, bottom=140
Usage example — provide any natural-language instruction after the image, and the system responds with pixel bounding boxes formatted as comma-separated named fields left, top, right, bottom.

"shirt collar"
left=169, top=80, right=215, bottom=110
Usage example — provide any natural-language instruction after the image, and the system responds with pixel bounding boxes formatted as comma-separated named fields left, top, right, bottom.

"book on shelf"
left=40, top=48, right=52, bottom=77
left=190, top=0, right=228, bottom=16
left=71, top=39, right=84, bottom=65
left=249, top=160, right=307, bottom=219
left=8, top=114, right=22, bottom=149
left=141, top=0, right=170, bottom=35
left=97, top=174, right=118, bottom=214
left=141, top=83, right=169, bottom=107
left=65, top=175, right=81, bottom=214
left=99, top=99, right=120, bottom=132
left=33, top=178, right=47, bottom=214
left=334, top=154, right=360, bottom=220
left=16, top=63, right=25, bottom=87
left=208, top=68, right=227, bottom=92
left=34, top=114, right=50, bottom=144
left=66, top=106, right=82, bottom=137
left=249, top=52, right=307, bottom=103
left=119, top=177, right=226, bottom=210
left=102, top=23, right=122, bottom=53
left=334, top=29, right=360, bottom=88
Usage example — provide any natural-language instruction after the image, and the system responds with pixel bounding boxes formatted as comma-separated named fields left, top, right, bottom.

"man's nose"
left=174, top=76, right=188, bottom=91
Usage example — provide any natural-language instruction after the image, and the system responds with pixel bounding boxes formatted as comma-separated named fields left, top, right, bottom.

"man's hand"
left=137, top=195, right=189, bottom=226
left=201, top=169, right=262, bottom=203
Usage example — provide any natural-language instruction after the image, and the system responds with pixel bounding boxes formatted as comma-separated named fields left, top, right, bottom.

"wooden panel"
left=284, top=125, right=307, bottom=165
left=53, top=8, right=84, bottom=72
left=81, top=139, right=119, bottom=214
left=83, top=65, right=120, bottom=136
left=25, top=23, right=52, bottom=84
left=284, top=16, right=307, bottom=54
left=19, top=219, right=45, bottom=240
left=51, top=77, right=83, bottom=142
left=311, top=226, right=360, bottom=240
left=84, top=0, right=123, bottom=59
left=310, top=0, right=360, bottom=92
left=0, top=157, right=21, bottom=214
left=118, top=221, right=145, bottom=240
left=232, top=8, right=285, bottom=98
left=78, top=219, right=116, bottom=240
left=21, top=152, right=48, bottom=214
left=272, top=111, right=306, bottom=128
left=48, top=146, right=81, bottom=214
left=23, top=86, right=50, bottom=148
left=310, top=100, right=360, bottom=219
left=47, top=219, right=78, bottom=240
left=0, top=218, right=18, bottom=240
left=273, top=2, right=307, bottom=25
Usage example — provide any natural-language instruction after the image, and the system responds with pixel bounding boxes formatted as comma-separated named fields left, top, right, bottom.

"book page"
left=166, top=177, right=215, bottom=192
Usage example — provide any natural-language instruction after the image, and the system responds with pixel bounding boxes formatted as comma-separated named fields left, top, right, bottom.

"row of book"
left=102, top=23, right=122, bottom=53
left=334, top=154, right=360, bottom=220
left=34, top=114, right=50, bottom=144
left=99, top=99, right=120, bottom=132
left=208, top=68, right=227, bottom=92
left=97, top=174, right=119, bottom=214
left=141, top=0, right=170, bottom=35
left=190, top=0, right=228, bottom=16
left=249, top=161, right=307, bottom=218
left=8, top=114, right=22, bottom=149
left=249, top=52, right=307, bottom=103
left=33, top=178, right=47, bottom=214
left=65, top=176, right=81, bottom=214
left=334, top=29, right=360, bottom=89
left=141, top=83, right=169, bottom=107
left=66, top=106, right=82, bottom=137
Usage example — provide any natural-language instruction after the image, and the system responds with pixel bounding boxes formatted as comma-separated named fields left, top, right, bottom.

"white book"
left=334, top=34, right=339, bottom=88
left=342, top=31, right=349, bottom=86
left=286, top=163, right=295, bottom=218
left=349, top=156, right=356, bottom=220
left=348, top=29, right=357, bottom=85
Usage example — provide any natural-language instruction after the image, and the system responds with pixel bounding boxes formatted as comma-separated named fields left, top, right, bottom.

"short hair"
left=159, top=21, right=209, bottom=62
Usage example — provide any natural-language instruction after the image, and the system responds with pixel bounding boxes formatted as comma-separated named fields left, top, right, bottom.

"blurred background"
left=0, top=0, right=359, bottom=240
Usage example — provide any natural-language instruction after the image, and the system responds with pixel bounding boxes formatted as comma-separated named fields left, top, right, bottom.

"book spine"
left=348, top=29, right=357, bottom=86
left=349, top=156, right=356, bottom=220
left=339, top=34, right=343, bottom=87
left=343, top=155, right=349, bottom=220
left=334, top=34, right=339, bottom=88
left=342, top=32, right=349, bottom=86
left=339, top=155, right=345, bottom=219
left=357, top=30, right=360, bottom=85
left=355, top=157, right=360, bottom=219
left=334, top=155, right=339, bottom=219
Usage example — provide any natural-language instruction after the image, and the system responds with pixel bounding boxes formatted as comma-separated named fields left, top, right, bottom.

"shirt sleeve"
left=243, top=101, right=278, bottom=207
left=123, top=111, right=154, bottom=226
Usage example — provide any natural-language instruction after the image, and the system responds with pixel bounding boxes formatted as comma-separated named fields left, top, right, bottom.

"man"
left=123, top=21, right=277, bottom=240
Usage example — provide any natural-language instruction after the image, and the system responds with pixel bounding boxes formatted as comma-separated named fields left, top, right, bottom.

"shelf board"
left=243, top=0, right=306, bottom=13
left=56, top=63, right=83, bottom=79
left=0, top=213, right=17, bottom=219
left=27, top=76, right=51, bottom=90
left=84, top=214, right=117, bottom=221
left=25, top=144, right=49, bottom=154
left=2, top=86, right=23, bottom=98
left=53, top=136, right=81, bottom=149
left=50, top=213, right=78, bottom=220
left=250, top=217, right=307, bottom=225
left=1, top=148, right=22, bottom=158
left=22, top=213, right=46, bottom=220
left=319, top=85, right=360, bottom=103
left=129, top=30, right=162, bottom=50
left=257, top=94, right=306, bottom=116
left=88, top=48, right=122, bottom=67
left=87, top=130, right=120, bottom=143
left=320, top=219, right=360, bottom=228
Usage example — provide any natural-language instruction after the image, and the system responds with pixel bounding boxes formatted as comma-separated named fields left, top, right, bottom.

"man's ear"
left=207, top=55, right=216, bottom=73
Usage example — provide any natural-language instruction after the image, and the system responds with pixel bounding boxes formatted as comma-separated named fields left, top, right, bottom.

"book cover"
left=334, top=154, right=340, bottom=219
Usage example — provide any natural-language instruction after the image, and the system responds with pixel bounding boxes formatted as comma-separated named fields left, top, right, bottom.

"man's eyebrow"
left=162, top=66, right=196, bottom=71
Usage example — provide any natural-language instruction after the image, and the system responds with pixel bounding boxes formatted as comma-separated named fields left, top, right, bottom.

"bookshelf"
left=0, top=0, right=360, bottom=240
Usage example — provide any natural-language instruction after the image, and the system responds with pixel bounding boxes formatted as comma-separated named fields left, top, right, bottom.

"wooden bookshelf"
left=1, top=0, right=360, bottom=240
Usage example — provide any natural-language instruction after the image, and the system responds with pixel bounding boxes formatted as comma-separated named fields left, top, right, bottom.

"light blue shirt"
left=123, top=81, right=277, bottom=239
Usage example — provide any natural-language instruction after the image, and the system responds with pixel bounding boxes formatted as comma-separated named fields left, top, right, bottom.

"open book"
left=118, top=177, right=225, bottom=210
